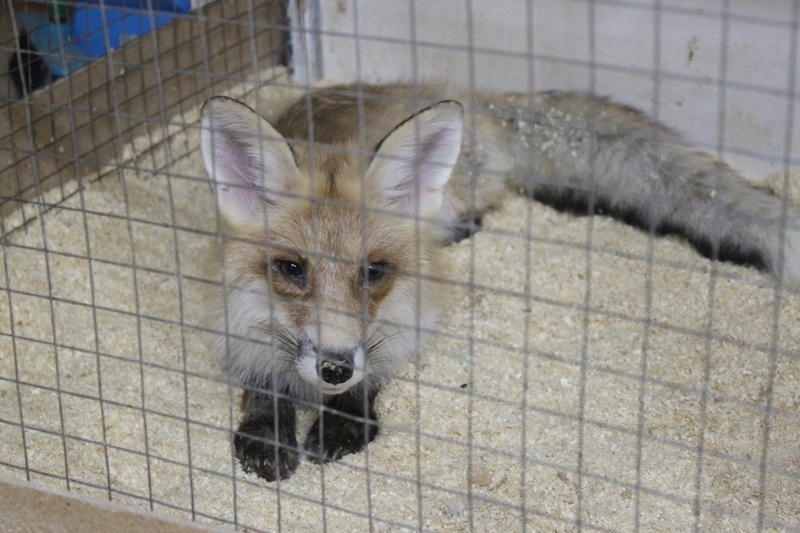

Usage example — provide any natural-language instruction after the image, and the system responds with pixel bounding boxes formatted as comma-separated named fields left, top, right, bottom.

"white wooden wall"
left=291, top=0, right=799, bottom=179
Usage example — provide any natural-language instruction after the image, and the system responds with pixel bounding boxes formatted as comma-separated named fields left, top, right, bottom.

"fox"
left=199, top=83, right=800, bottom=481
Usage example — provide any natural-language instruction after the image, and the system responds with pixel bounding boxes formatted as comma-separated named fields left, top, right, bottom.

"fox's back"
left=274, top=84, right=444, bottom=148
left=271, top=84, right=511, bottom=230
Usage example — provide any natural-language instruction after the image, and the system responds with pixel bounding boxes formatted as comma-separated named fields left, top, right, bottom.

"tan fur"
left=274, top=85, right=511, bottom=235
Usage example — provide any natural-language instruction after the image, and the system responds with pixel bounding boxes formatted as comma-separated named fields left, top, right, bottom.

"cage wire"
left=0, top=0, right=799, bottom=532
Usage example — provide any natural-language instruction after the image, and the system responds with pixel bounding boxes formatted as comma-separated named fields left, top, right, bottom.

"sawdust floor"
left=1, top=88, right=799, bottom=533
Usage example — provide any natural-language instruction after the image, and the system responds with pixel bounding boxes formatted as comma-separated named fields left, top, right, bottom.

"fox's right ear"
left=365, top=100, right=464, bottom=219
left=200, top=97, right=300, bottom=226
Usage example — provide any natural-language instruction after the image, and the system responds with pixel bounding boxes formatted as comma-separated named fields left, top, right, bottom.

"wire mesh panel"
left=1, top=1, right=799, bottom=532
left=0, top=0, right=288, bottom=231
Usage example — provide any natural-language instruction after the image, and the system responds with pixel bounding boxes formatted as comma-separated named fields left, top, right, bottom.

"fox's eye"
left=273, top=259, right=305, bottom=283
left=362, top=261, right=389, bottom=285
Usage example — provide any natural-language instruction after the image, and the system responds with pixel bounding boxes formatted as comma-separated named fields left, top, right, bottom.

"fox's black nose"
left=318, top=356, right=354, bottom=385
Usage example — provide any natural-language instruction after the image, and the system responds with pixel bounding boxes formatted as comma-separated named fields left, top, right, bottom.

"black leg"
left=303, top=385, right=379, bottom=464
left=235, top=381, right=300, bottom=481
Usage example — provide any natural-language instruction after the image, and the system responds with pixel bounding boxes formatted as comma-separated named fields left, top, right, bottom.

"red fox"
left=200, top=83, right=800, bottom=481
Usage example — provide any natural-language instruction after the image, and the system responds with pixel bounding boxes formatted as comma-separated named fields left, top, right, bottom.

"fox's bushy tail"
left=497, top=91, right=800, bottom=285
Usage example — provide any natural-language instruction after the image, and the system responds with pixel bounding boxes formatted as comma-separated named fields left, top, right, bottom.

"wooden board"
left=0, top=475, right=227, bottom=533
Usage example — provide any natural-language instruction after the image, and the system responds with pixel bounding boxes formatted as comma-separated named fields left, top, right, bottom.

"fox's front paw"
left=303, top=414, right=378, bottom=464
left=235, top=418, right=299, bottom=481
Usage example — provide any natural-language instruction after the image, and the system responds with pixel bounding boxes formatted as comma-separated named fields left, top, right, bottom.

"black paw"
left=234, top=419, right=300, bottom=481
left=303, top=414, right=378, bottom=464
left=448, top=215, right=483, bottom=244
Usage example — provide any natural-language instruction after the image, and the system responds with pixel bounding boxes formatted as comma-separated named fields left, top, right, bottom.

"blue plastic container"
left=17, top=12, right=89, bottom=78
left=70, top=0, right=191, bottom=59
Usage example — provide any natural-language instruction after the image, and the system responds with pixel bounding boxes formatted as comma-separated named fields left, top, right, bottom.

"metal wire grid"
left=0, top=0, right=798, bottom=532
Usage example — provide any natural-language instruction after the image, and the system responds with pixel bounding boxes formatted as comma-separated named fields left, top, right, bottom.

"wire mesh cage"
left=1, top=1, right=799, bottom=532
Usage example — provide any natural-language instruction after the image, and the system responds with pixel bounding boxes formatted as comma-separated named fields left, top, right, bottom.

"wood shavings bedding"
left=1, top=87, right=798, bottom=533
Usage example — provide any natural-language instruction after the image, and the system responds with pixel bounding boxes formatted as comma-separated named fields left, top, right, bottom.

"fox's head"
left=200, top=96, right=464, bottom=398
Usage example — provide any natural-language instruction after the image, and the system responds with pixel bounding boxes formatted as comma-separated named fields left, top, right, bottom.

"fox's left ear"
left=365, top=100, right=464, bottom=218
